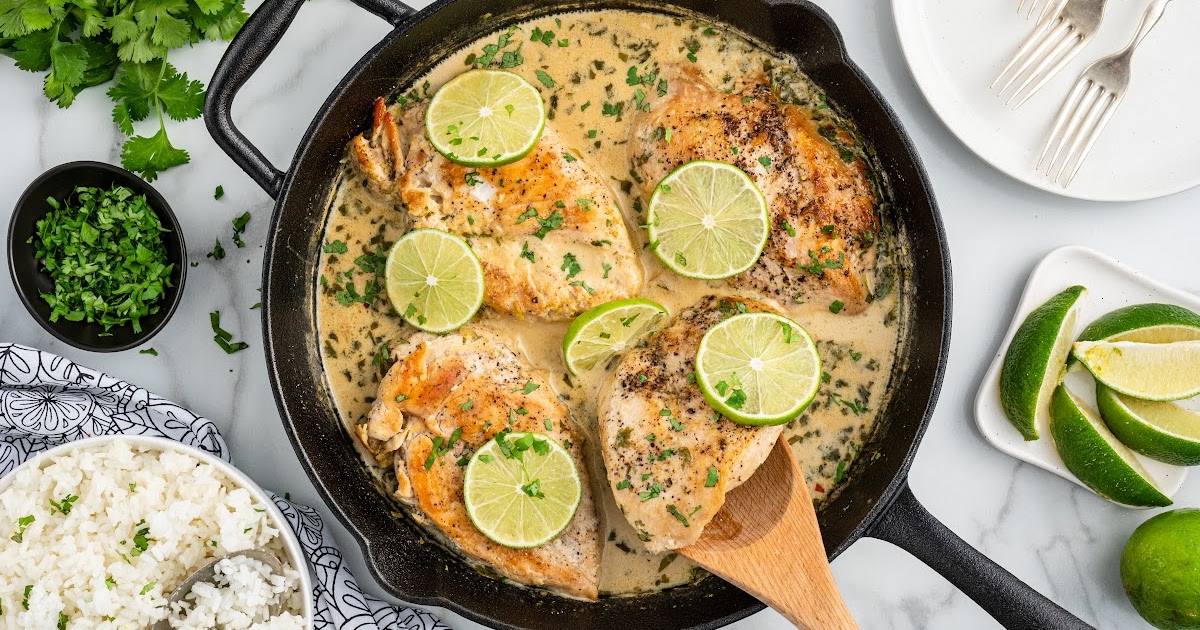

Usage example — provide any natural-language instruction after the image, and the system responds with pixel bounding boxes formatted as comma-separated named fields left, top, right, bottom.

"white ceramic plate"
left=0, top=435, right=315, bottom=624
left=892, top=0, right=1200, bottom=201
left=975, top=245, right=1200, bottom=505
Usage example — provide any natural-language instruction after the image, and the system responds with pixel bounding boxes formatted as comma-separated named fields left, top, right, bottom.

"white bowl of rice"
left=0, top=435, right=313, bottom=628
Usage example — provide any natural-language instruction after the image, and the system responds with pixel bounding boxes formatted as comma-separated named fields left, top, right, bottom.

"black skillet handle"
left=203, top=0, right=416, bottom=198
left=866, top=484, right=1095, bottom=630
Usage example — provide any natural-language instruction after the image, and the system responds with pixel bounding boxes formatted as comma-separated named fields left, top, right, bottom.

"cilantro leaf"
left=156, top=69, right=204, bottom=121
left=6, top=30, right=53, bottom=71
left=110, top=61, right=201, bottom=180
left=120, top=126, right=188, bottom=182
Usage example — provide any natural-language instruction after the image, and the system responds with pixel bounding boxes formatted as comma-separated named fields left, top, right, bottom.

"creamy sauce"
left=315, top=10, right=906, bottom=597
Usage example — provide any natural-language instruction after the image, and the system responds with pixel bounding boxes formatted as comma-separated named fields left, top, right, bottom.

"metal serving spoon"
left=681, top=437, right=859, bottom=630
left=150, top=549, right=283, bottom=630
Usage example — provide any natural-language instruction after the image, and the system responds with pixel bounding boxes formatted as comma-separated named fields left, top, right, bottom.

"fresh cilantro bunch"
left=0, top=0, right=249, bottom=180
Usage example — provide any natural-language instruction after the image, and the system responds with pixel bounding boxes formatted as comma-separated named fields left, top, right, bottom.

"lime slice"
left=562, top=298, right=669, bottom=374
left=1122, top=509, right=1200, bottom=630
left=1049, top=384, right=1171, bottom=508
left=1096, top=385, right=1200, bottom=466
left=385, top=229, right=485, bottom=333
left=646, top=160, right=769, bottom=280
left=695, top=312, right=821, bottom=426
left=999, top=285, right=1087, bottom=441
left=425, top=69, right=546, bottom=168
left=1074, top=340, right=1200, bottom=401
left=463, top=432, right=582, bottom=548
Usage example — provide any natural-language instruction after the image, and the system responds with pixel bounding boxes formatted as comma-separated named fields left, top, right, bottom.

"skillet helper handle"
left=868, top=484, right=1096, bottom=630
left=203, top=0, right=415, bottom=198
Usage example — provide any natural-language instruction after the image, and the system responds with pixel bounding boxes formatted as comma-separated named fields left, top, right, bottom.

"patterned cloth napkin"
left=0, top=343, right=450, bottom=630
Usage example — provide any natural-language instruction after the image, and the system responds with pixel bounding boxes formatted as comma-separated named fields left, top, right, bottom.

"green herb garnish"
left=230, top=211, right=250, bottom=248
left=49, top=494, right=79, bottom=515
left=209, top=310, right=249, bottom=354
left=10, top=515, right=34, bottom=543
left=30, top=185, right=173, bottom=332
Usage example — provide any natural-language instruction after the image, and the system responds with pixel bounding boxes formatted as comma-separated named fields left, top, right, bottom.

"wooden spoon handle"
left=682, top=438, right=859, bottom=630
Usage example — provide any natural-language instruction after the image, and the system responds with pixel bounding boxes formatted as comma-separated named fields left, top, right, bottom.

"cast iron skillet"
left=205, top=1, right=1098, bottom=628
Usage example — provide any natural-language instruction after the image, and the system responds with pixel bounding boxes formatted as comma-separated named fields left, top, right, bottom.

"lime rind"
left=695, top=312, right=821, bottom=426
left=425, top=69, right=546, bottom=168
left=1074, top=340, right=1200, bottom=402
left=562, top=298, right=669, bottom=374
left=385, top=229, right=485, bottom=334
left=999, top=285, right=1087, bottom=441
left=1049, top=384, right=1171, bottom=508
left=646, top=160, right=770, bottom=280
left=1077, top=303, right=1200, bottom=344
left=463, top=432, right=582, bottom=549
left=1096, top=385, right=1200, bottom=466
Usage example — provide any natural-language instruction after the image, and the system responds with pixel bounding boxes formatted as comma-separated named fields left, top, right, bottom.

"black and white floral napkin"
left=0, top=343, right=450, bottom=630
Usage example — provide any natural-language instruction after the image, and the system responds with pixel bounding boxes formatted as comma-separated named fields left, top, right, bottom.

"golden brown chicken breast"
left=597, top=295, right=785, bottom=553
left=629, top=66, right=879, bottom=314
left=355, top=326, right=601, bottom=599
left=352, top=98, right=643, bottom=321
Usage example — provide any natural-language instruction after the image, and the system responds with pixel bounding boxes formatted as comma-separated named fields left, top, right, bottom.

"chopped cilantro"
left=705, top=466, right=719, bottom=487
left=30, top=186, right=175, bottom=332
left=560, top=253, right=582, bottom=279
left=210, top=311, right=249, bottom=354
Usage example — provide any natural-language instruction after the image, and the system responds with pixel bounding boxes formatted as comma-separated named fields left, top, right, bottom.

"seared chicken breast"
left=629, top=67, right=879, bottom=314
left=354, top=326, right=601, bottom=599
left=597, top=295, right=784, bottom=553
left=353, top=98, right=643, bottom=320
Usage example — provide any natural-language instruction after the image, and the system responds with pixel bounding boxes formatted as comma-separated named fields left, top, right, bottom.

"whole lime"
left=1122, top=509, right=1200, bottom=629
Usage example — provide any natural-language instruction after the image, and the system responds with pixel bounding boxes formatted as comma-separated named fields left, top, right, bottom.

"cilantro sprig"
left=0, top=0, right=249, bottom=180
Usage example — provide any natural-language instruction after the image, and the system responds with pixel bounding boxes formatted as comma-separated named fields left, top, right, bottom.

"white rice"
left=0, top=440, right=306, bottom=629
left=167, top=556, right=304, bottom=630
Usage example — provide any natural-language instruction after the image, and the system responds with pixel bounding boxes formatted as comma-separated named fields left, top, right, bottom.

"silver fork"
left=1016, top=0, right=1063, bottom=21
left=1037, top=0, right=1173, bottom=185
left=993, top=0, right=1108, bottom=108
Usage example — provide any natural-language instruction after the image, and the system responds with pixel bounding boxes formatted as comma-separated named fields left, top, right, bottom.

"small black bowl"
left=7, top=161, right=187, bottom=352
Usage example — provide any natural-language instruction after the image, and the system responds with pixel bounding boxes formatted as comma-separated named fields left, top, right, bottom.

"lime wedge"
left=695, top=312, right=821, bottom=426
left=1074, top=340, right=1200, bottom=401
left=562, top=298, right=669, bottom=374
left=463, top=432, right=582, bottom=548
left=1078, top=303, right=1200, bottom=344
left=425, top=69, right=546, bottom=168
left=385, top=229, right=485, bottom=333
left=1097, top=385, right=1200, bottom=466
left=1069, top=303, right=1200, bottom=367
left=999, top=285, right=1087, bottom=441
left=1049, top=384, right=1171, bottom=508
left=646, top=160, right=769, bottom=280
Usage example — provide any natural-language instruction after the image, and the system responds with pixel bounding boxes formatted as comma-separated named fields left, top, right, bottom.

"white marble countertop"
left=2, top=0, right=1197, bottom=628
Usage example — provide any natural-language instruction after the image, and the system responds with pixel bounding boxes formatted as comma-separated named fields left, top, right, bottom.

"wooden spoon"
left=681, top=435, right=859, bottom=630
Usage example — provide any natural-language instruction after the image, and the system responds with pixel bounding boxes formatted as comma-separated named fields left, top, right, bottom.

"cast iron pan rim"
left=7, top=160, right=188, bottom=353
left=260, top=0, right=950, bottom=625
